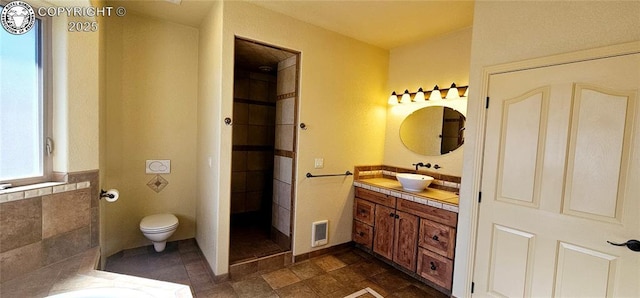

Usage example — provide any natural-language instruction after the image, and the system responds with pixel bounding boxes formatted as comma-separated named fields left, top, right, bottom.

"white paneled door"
left=474, top=53, right=640, bottom=297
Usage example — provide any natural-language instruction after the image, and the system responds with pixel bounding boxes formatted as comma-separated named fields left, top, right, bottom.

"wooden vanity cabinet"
left=353, top=186, right=457, bottom=291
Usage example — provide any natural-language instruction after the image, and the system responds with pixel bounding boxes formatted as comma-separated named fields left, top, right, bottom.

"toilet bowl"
left=140, top=213, right=179, bottom=252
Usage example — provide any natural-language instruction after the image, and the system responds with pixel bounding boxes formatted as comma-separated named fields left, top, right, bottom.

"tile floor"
left=229, top=223, right=287, bottom=264
left=104, top=239, right=448, bottom=298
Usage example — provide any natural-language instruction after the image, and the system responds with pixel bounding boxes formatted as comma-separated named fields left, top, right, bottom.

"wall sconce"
left=388, top=83, right=468, bottom=104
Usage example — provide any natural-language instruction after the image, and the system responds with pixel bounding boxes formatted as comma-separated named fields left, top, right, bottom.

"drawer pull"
left=389, top=212, right=395, bottom=217
left=395, top=214, right=400, bottom=219
left=359, top=232, right=365, bottom=237
left=432, top=235, right=439, bottom=241
left=430, top=261, right=437, bottom=271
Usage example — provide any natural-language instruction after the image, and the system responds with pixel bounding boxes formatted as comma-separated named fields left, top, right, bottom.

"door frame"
left=456, top=41, right=640, bottom=297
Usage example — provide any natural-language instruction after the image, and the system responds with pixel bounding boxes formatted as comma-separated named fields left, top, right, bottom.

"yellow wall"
left=197, top=1, right=388, bottom=274
left=51, top=15, right=100, bottom=173
left=384, top=28, right=471, bottom=177
left=454, top=2, right=640, bottom=297
left=103, top=13, right=199, bottom=256
left=196, top=0, right=224, bottom=274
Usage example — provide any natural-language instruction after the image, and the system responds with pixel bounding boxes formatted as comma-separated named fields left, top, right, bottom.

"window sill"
left=0, top=181, right=91, bottom=203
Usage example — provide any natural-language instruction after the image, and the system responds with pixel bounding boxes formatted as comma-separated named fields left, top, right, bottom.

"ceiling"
left=109, top=0, right=475, bottom=50
left=235, top=38, right=296, bottom=73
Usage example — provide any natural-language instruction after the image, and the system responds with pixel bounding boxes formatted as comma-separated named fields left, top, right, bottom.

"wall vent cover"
left=311, top=220, right=328, bottom=247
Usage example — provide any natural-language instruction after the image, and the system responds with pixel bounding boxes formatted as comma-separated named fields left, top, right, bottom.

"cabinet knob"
left=432, top=235, right=439, bottom=241
left=395, top=214, right=400, bottom=219
left=359, top=232, right=365, bottom=237
left=430, top=261, right=437, bottom=271
left=389, top=212, right=395, bottom=217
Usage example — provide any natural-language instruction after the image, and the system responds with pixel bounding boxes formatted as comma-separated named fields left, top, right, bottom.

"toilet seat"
left=140, top=214, right=179, bottom=233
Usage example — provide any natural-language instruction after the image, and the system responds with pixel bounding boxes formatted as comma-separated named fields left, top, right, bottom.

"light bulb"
left=414, top=88, right=426, bottom=102
left=388, top=91, right=398, bottom=105
left=429, top=85, right=442, bottom=101
left=446, top=83, right=460, bottom=99
left=400, top=89, right=411, bottom=103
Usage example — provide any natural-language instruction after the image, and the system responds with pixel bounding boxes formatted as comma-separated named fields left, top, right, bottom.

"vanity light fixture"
left=429, top=85, right=442, bottom=101
left=388, top=91, right=399, bottom=105
left=400, top=89, right=412, bottom=104
left=414, top=87, right=426, bottom=102
left=445, top=83, right=460, bottom=99
left=387, top=83, right=468, bottom=104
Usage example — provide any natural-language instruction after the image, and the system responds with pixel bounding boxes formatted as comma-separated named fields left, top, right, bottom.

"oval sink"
left=396, top=173, right=434, bottom=192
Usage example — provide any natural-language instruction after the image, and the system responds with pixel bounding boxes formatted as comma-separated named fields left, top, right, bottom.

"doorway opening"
left=229, top=37, right=299, bottom=265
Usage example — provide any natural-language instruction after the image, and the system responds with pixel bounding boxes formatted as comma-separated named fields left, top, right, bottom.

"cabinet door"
left=419, top=219, right=456, bottom=259
left=393, top=210, right=419, bottom=271
left=417, top=247, right=453, bottom=290
left=353, top=220, right=373, bottom=249
left=373, top=205, right=395, bottom=260
left=353, top=198, right=375, bottom=226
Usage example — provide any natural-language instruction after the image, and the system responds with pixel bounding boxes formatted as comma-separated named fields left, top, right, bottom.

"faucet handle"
left=425, top=163, right=432, bottom=168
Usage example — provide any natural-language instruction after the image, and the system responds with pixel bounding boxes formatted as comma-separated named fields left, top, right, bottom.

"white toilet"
left=139, top=213, right=179, bottom=252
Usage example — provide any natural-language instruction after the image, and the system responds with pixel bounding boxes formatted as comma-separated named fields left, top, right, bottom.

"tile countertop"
left=354, top=178, right=459, bottom=211
left=0, top=247, right=192, bottom=298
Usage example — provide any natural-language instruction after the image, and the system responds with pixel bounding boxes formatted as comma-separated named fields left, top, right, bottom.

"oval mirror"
left=400, top=106, right=465, bottom=156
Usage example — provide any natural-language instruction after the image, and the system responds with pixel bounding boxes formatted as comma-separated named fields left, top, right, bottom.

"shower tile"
left=233, top=125, right=248, bottom=146
left=249, top=105, right=270, bottom=125
left=231, top=172, right=247, bottom=193
left=0, top=197, right=42, bottom=253
left=276, top=66, right=296, bottom=96
left=248, top=152, right=271, bottom=171
left=42, top=189, right=91, bottom=239
left=232, top=151, right=248, bottom=172
left=273, top=180, right=291, bottom=210
left=247, top=171, right=267, bottom=192
left=231, top=193, right=246, bottom=214
left=234, top=102, right=249, bottom=125
left=276, top=97, right=295, bottom=125
left=275, top=124, right=294, bottom=152
left=248, top=125, right=270, bottom=146
left=278, top=55, right=297, bottom=71
left=276, top=157, right=293, bottom=184
left=250, top=79, right=270, bottom=102
left=234, top=78, right=250, bottom=99
left=277, top=206, right=290, bottom=236
left=0, top=242, right=43, bottom=283
left=245, top=192, right=262, bottom=212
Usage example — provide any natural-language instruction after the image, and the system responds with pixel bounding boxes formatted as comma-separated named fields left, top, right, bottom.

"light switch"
left=146, top=160, right=171, bottom=174
left=314, top=158, right=324, bottom=169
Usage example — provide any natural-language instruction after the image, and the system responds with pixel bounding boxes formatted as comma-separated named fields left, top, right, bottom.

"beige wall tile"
left=276, top=98, right=295, bottom=125
left=277, top=206, right=290, bottom=236
left=42, top=227, right=90, bottom=265
left=42, top=189, right=91, bottom=239
left=276, top=66, right=296, bottom=96
left=0, top=197, right=42, bottom=253
left=0, top=242, right=43, bottom=282
left=275, top=124, right=294, bottom=152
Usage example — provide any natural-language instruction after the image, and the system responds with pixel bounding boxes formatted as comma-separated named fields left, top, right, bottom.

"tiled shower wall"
left=231, top=70, right=277, bottom=214
left=0, top=170, right=99, bottom=283
left=272, top=55, right=297, bottom=246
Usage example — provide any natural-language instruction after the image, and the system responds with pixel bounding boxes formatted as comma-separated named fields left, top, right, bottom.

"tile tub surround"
left=0, top=170, right=99, bottom=283
left=0, top=247, right=191, bottom=298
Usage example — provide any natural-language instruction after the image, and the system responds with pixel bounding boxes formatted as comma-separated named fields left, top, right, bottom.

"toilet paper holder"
left=100, top=190, right=115, bottom=199
left=100, top=189, right=120, bottom=202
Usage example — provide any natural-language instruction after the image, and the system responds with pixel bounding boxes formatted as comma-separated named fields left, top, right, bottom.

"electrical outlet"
left=314, top=158, right=324, bottom=169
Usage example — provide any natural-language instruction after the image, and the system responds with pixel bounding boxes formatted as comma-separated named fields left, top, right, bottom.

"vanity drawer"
left=397, top=199, right=457, bottom=227
left=417, top=247, right=453, bottom=290
left=354, top=198, right=375, bottom=225
left=352, top=220, right=373, bottom=249
left=355, top=188, right=396, bottom=208
left=419, top=219, right=456, bottom=259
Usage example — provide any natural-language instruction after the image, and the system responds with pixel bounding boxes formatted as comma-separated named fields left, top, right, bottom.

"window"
left=0, top=5, right=51, bottom=186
